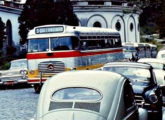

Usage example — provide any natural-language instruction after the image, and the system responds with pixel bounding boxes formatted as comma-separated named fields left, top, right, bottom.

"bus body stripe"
left=27, top=49, right=123, bottom=59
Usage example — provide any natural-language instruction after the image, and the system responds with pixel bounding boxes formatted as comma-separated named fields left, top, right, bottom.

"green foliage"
left=0, top=62, right=10, bottom=70
left=0, top=17, right=5, bottom=50
left=127, top=0, right=165, bottom=38
left=18, top=0, right=79, bottom=45
left=141, top=37, right=163, bottom=51
left=140, top=24, right=158, bottom=35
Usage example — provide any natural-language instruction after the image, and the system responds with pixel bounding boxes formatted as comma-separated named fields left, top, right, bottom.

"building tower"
left=71, top=0, right=142, bottom=43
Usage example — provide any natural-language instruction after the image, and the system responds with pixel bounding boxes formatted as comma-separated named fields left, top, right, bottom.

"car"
left=0, top=59, right=28, bottom=86
left=157, top=50, right=165, bottom=59
left=138, top=58, right=165, bottom=92
left=100, top=62, right=163, bottom=120
left=35, top=70, right=147, bottom=120
left=138, top=58, right=165, bottom=70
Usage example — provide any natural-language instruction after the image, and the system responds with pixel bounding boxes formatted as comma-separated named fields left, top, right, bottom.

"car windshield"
left=103, top=66, right=151, bottom=82
left=52, top=87, right=102, bottom=101
left=148, top=62, right=164, bottom=70
left=161, top=54, right=165, bottom=58
left=10, top=60, right=27, bottom=69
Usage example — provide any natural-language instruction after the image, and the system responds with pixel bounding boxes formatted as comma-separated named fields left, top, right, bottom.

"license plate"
left=7, top=81, right=14, bottom=85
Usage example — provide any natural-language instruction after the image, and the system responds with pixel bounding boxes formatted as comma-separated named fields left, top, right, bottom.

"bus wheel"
left=34, top=84, right=41, bottom=93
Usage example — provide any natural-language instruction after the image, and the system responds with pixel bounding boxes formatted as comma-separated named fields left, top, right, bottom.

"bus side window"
left=115, top=38, right=121, bottom=47
left=81, top=41, right=88, bottom=50
left=105, top=39, right=110, bottom=48
left=72, top=37, right=79, bottom=50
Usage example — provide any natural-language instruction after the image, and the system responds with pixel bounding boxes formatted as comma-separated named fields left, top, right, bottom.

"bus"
left=27, top=24, right=123, bottom=93
left=122, top=42, right=157, bottom=61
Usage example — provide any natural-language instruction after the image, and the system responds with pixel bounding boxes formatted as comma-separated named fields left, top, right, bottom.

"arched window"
left=115, top=21, right=121, bottom=31
left=130, top=23, right=134, bottom=32
left=93, top=21, right=102, bottom=28
left=6, top=20, right=12, bottom=46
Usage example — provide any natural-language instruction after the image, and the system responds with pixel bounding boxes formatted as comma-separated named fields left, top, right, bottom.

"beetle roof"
left=45, top=70, right=125, bottom=91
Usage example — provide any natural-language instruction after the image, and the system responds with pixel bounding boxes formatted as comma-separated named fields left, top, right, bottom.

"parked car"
left=100, top=62, right=163, bottom=120
left=138, top=58, right=165, bottom=70
left=157, top=50, right=165, bottom=59
left=0, top=59, right=27, bottom=86
left=35, top=71, right=147, bottom=120
left=138, top=58, right=165, bottom=94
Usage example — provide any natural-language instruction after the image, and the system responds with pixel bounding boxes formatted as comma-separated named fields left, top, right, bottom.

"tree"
left=156, top=0, right=165, bottom=38
left=18, top=0, right=79, bottom=44
left=126, top=0, right=165, bottom=37
left=0, top=17, right=5, bottom=50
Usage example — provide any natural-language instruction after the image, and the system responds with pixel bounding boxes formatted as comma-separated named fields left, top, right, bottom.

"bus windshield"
left=28, top=37, right=79, bottom=53
left=28, top=38, right=49, bottom=52
left=51, top=37, right=79, bottom=51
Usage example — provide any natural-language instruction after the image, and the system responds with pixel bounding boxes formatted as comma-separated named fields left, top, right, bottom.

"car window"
left=103, top=67, right=151, bottom=82
left=49, top=87, right=102, bottom=112
left=52, top=87, right=102, bottom=101
left=10, top=60, right=27, bottom=69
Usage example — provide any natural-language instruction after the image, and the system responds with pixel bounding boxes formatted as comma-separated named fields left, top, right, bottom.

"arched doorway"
left=6, top=20, right=13, bottom=46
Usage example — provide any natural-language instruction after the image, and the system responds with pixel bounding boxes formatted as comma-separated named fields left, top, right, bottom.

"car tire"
left=34, top=84, right=41, bottom=94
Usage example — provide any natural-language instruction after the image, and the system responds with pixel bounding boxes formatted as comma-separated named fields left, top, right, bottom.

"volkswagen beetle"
left=35, top=71, right=147, bottom=120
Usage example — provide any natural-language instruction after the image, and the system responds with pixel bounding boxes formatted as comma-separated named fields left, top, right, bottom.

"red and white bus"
left=27, top=24, right=123, bottom=93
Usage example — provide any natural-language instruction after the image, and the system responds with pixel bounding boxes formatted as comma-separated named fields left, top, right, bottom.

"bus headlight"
left=149, top=92, right=158, bottom=104
left=70, top=68, right=76, bottom=71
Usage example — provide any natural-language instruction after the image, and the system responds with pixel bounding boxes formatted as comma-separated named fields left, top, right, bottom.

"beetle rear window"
left=52, top=87, right=102, bottom=101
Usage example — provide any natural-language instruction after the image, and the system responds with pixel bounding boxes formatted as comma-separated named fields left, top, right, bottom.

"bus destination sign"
left=35, top=26, right=64, bottom=34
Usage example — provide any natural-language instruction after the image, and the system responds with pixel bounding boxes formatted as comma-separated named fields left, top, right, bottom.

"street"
left=0, top=87, right=165, bottom=120
left=0, top=88, right=39, bottom=120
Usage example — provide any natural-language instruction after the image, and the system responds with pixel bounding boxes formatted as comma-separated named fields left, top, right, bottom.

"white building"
left=71, top=0, right=142, bottom=43
left=0, top=0, right=141, bottom=55
left=0, top=0, right=23, bottom=55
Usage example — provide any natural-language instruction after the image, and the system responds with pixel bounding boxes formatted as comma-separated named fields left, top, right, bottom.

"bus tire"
left=34, top=84, right=41, bottom=93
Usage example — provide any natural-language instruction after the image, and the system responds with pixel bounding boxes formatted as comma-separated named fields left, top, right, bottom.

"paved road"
left=0, top=87, right=165, bottom=120
left=0, top=88, right=39, bottom=120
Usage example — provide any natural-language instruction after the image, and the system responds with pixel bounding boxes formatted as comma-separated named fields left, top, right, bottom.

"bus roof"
left=28, top=24, right=120, bottom=39
left=122, top=42, right=155, bottom=47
